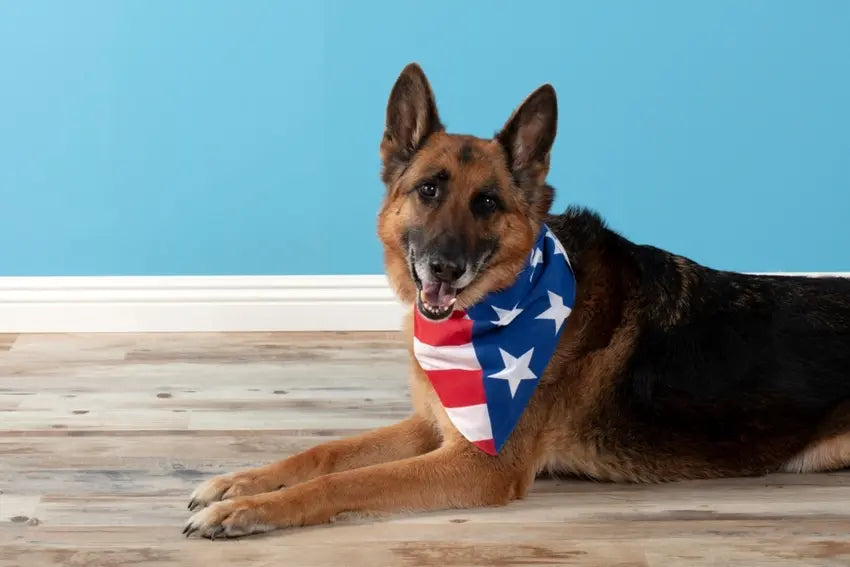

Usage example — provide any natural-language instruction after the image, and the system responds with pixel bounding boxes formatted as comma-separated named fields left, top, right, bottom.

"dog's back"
left=547, top=207, right=850, bottom=479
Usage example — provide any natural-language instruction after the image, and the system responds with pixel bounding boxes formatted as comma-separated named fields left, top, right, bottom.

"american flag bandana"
left=413, top=224, right=576, bottom=455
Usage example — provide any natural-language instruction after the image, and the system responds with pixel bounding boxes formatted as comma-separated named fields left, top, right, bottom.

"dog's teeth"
left=418, top=293, right=454, bottom=318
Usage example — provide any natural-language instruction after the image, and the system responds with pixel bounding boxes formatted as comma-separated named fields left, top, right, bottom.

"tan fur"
left=188, top=415, right=441, bottom=503
left=784, top=402, right=850, bottom=473
left=784, top=434, right=850, bottom=473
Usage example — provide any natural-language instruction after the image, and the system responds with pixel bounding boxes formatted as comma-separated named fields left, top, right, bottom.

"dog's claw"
left=209, top=525, right=226, bottom=540
left=183, top=524, right=198, bottom=538
left=188, top=498, right=199, bottom=511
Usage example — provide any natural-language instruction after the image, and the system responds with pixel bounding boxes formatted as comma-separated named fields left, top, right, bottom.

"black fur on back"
left=548, top=205, right=850, bottom=474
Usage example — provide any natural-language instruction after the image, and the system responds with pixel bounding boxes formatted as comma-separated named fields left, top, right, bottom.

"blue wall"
left=1, top=1, right=848, bottom=276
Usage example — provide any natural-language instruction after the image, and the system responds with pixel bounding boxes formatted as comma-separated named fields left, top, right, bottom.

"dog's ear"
left=496, top=84, right=558, bottom=195
left=380, top=63, right=443, bottom=184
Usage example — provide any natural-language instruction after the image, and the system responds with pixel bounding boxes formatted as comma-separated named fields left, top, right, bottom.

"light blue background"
left=1, top=1, right=848, bottom=276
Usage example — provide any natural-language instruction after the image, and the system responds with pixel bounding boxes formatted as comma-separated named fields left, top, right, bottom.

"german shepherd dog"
left=184, top=63, right=850, bottom=539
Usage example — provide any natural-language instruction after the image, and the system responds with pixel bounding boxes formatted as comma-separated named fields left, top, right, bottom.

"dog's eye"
left=471, top=193, right=501, bottom=217
left=417, top=183, right=438, bottom=200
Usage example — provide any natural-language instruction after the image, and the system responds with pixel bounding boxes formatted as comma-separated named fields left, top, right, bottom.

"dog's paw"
left=183, top=499, right=276, bottom=540
left=187, top=471, right=279, bottom=512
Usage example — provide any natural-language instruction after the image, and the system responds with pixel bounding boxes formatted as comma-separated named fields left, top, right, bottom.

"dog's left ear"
left=496, top=84, right=558, bottom=200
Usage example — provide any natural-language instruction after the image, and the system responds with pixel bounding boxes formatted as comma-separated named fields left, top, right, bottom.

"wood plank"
left=0, top=334, right=17, bottom=352
left=2, top=523, right=849, bottom=566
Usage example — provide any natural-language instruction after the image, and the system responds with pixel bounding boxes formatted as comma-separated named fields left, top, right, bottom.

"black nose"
left=429, top=258, right=466, bottom=283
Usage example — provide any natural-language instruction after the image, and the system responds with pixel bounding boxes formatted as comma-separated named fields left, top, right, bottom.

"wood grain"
left=2, top=332, right=850, bottom=566
left=0, top=334, right=17, bottom=352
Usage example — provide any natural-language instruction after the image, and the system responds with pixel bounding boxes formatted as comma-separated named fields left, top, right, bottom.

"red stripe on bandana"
left=424, top=368, right=486, bottom=408
left=413, top=309, right=473, bottom=347
left=472, top=439, right=497, bottom=455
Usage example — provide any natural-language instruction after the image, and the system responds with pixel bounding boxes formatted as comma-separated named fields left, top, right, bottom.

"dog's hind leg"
left=783, top=432, right=850, bottom=473
left=187, top=414, right=439, bottom=511
left=783, top=403, right=850, bottom=473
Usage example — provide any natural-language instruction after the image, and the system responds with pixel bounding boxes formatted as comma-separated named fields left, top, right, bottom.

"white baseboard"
left=1, top=273, right=847, bottom=333
left=0, top=275, right=407, bottom=333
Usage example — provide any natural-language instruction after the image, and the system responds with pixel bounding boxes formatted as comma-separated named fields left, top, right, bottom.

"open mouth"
left=410, top=261, right=462, bottom=321
left=417, top=281, right=459, bottom=321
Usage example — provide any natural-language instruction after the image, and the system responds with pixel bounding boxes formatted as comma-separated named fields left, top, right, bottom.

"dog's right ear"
left=380, top=63, right=443, bottom=184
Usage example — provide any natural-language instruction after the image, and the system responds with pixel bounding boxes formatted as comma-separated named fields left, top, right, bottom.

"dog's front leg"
left=183, top=442, right=533, bottom=539
left=187, top=414, right=440, bottom=510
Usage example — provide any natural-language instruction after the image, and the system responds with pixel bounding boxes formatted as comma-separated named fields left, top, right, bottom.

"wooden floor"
left=2, top=332, right=850, bottom=567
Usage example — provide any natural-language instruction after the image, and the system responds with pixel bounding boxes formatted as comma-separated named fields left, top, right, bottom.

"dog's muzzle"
left=409, top=251, right=481, bottom=321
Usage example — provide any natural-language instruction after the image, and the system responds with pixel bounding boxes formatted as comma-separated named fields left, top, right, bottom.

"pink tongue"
left=422, top=282, right=457, bottom=309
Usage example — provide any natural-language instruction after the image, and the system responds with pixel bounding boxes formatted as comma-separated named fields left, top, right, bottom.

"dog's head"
left=377, top=63, right=558, bottom=321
